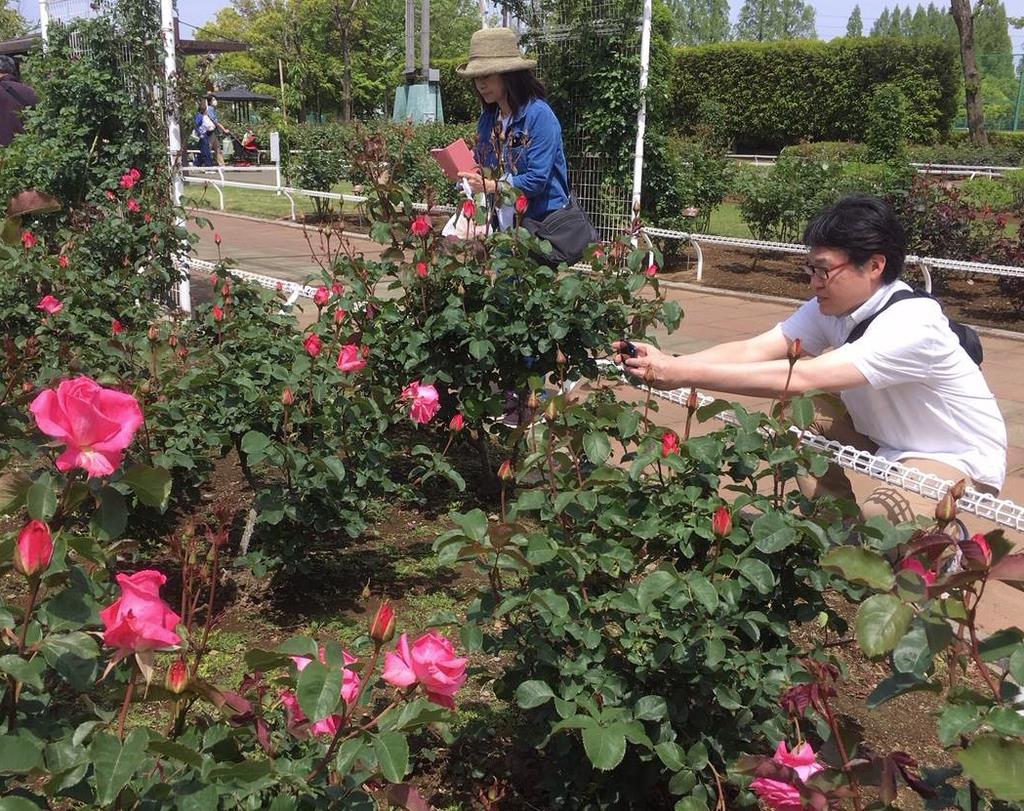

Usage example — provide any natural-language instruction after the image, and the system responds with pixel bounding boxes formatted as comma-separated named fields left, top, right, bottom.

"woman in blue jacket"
left=456, top=27, right=571, bottom=228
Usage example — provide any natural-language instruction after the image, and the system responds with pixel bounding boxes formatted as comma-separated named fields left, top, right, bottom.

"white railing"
left=727, top=154, right=1023, bottom=178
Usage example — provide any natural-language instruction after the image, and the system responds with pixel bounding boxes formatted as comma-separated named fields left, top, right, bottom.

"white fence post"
left=38, top=0, right=50, bottom=48
left=629, top=0, right=652, bottom=216
left=160, top=0, right=190, bottom=312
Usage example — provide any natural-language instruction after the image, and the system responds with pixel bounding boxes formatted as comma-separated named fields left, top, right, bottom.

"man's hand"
left=612, top=340, right=683, bottom=390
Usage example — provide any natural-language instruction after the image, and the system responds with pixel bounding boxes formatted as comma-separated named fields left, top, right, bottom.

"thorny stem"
left=191, top=531, right=223, bottom=681
left=117, top=667, right=137, bottom=740
left=966, top=581, right=1004, bottom=704
left=5, top=578, right=42, bottom=727
left=818, top=691, right=863, bottom=811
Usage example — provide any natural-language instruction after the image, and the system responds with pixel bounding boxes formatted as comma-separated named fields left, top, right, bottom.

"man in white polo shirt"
left=617, top=194, right=1006, bottom=524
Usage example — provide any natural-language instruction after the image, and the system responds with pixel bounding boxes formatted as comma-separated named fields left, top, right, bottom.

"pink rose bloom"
left=382, top=631, right=467, bottom=708
left=14, top=519, right=53, bottom=578
left=37, top=295, right=63, bottom=315
left=126, top=198, right=140, bottom=213
left=119, top=173, right=136, bottom=190
left=99, top=570, right=182, bottom=653
left=416, top=261, right=428, bottom=279
left=331, top=281, right=343, bottom=295
left=303, top=333, right=323, bottom=358
left=410, top=215, right=432, bottom=237
left=129, top=168, right=141, bottom=182
left=337, top=343, right=367, bottom=373
left=899, top=557, right=936, bottom=586
left=111, top=319, right=124, bottom=336
left=30, top=376, right=143, bottom=477
left=334, top=308, right=347, bottom=324
left=290, top=648, right=361, bottom=734
left=645, top=263, right=658, bottom=277
left=401, top=381, right=440, bottom=425
left=751, top=741, right=825, bottom=811
left=58, top=254, right=69, bottom=269
left=105, top=190, right=116, bottom=202
left=313, top=286, right=330, bottom=307
left=21, top=231, right=37, bottom=249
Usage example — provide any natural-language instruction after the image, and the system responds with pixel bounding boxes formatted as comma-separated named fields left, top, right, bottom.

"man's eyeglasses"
left=802, top=260, right=856, bottom=283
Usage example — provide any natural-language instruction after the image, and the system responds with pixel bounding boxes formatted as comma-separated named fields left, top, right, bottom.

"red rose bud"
left=410, top=215, right=432, bottom=237
left=165, top=658, right=189, bottom=694
left=334, top=308, right=347, bottom=324
left=281, top=387, right=295, bottom=407
left=14, top=519, right=53, bottom=578
left=220, top=282, right=231, bottom=298
left=661, top=431, right=680, bottom=457
left=711, top=506, right=732, bottom=539
left=369, top=601, right=396, bottom=644
left=788, top=338, right=802, bottom=365
left=167, top=334, right=178, bottom=348
left=449, top=413, right=465, bottom=432
left=303, top=333, right=322, bottom=358
left=960, top=533, right=993, bottom=567
left=462, top=199, right=476, bottom=219
left=331, top=282, right=343, bottom=295
left=212, top=304, right=224, bottom=322
left=111, top=319, right=124, bottom=336
left=176, top=346, right=189, bottom=360
left=645, top=263, right=658, bottom=277
left=949, top=479, right=967, bottom=500
left=934, top=493, right=957, bottom=526
left=416, top=261, right=428, bottom=279
left=147, top=324, right=159, bottom=342
left=313, top=286, right=330, bottom=308
left=497, top=459, right=514, bottom=481
left=21, top=231, right=37, bottom=249
left=214, top=232, right=222, bottom=245
left=686, top=388, right=698, bottom=411
left=514, top=194, right=528, bottom=215
left=58, top=254, right=69, bottom=268
left=21, top=381, right=34, bottom=393
left=526, top=391, right=540, bottom=410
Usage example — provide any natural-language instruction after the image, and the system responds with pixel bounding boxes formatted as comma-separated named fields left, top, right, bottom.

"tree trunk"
left=333, top=0, right=359, bottom=124
left=950, top=0, right=988, bottom=147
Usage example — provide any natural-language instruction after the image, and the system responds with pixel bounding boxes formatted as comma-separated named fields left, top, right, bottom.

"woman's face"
left=474, top=74, right=507, bottom=107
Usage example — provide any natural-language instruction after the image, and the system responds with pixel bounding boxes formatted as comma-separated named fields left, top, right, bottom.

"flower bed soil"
left=662, top=244, right=1024, bottom=334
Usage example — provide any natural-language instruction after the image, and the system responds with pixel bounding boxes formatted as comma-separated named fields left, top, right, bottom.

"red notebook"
left=430, top=138, right=477, bottom=181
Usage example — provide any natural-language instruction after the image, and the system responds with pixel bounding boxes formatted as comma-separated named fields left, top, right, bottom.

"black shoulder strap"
left=844, top=289, right=926, bottom=345
left=0, top=80, right=31, bottom=108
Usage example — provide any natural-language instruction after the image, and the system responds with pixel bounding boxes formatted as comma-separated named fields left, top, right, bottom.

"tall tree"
left=846, top=5, right=863, bottom=36
left=870, top=8, right=891, bottom=35
left=950, top=0, right=988, bottom=145
left=670, top=0, right=732, bottom=46
left=734, top=0, right=815, bottom=40
left=0, top=0, right=24, bottom=40
left=974, top=0, right=1014, bottom=81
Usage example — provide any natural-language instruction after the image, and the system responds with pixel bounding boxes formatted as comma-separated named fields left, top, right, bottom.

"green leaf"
left=655, top=741, right=686, bottom=770
left=372, top=731, right=409, bottom=782
left=634, top=695, right=668, bottom=721
left=516, top=680, right=555, bottom=709
left=750, top=513, right=796, bottom=554
left=866, top=672, right=939, bottom=708
left=460, top=622, right=483, bottom=652
left=820, top=547, right=895, bottom=591
left=892, top=626, right=932, bottom=675
left=296, top=660, right=343, bottom=723
left=0, top=732, right=43, bottom=774
left=26, top=474, right=57, bottom=521
left=1009, top=647, right=1024, bottom=685
left=148, top=739, right=205, bottom=769
left=90, top=729, right=149, bottom=805
left=583, top=432, right=611, bottom=466
left=958, top=735, right=1024, bottom=801
left=123, top=465, right=172, bottom=510
left=938, top=704, right=982, bottom=747
left=789, top=397, right=815, bottom=429
left=0, top=799, right=45, bottom=811
left=856, top=594, right=913, bottom=658
left=452, top=509, right=488, bottom=542
left=274, top=636, right=319, bottom=658
left=176, top=784, right=219, bottom=811
left=737, top=558, right=774, bottom=594
left=617, top=409, right=641, bottom=439
left=582, top=723, right=627, bottom=771
left=468, top=339, right=493, bottom=360
left=0, top=654, right=44, bottom=690
left=688, top=574, right=718, bottom=614
left=240, top=430, right=271, bottom=463
left=638, top=569, right=677, bottom=610
left=674, top=798, right=709, bottom=811
left=986, top=707, right=1024, bottom=737
left=90, top=486, right=127, bottom=541
left=978, top=628, right=1024, bottom=662
left=40, top=632, right=99, bottom=690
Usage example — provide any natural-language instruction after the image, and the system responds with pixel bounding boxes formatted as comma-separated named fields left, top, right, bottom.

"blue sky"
left=16, top=0, right=1024, bottom=50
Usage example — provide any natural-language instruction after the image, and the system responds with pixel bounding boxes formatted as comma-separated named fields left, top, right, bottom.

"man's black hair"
left=803, top=194, right=907, bottom=284
left=475, top=69, right=547, bottom=116
left=0, top=55, right=17, bottom=76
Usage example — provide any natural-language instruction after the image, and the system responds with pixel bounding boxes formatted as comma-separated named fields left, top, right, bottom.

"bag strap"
left=0, top=80, right=30, bottom=108
left=844, top=289, right=925, bottom=345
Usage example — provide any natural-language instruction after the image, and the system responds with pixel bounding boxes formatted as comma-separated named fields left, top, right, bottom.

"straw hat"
left=456, top=28, right=537, bottom=78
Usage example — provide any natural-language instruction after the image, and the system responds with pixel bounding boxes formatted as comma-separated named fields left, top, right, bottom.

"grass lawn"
left=186, top=180, right=361, bottom=221
left=706, top=201, right=753, bottom=239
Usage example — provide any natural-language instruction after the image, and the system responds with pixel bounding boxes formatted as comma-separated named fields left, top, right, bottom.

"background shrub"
left=671, top=38, right=959, bottom=151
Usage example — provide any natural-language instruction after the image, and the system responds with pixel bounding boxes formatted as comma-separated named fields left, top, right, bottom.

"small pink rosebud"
left=514, top=194, right=528, bottom=215
left=304, top=333, right=322, bottom=358
left=105, top=190, right=116, bottom=201
left=276, top=282, right=284, bottom=292
left=449, top=413, right=465, bottom=432
left=21, top=231, right=37, bottom=249
left=126, top=198, right=140, bottom=213
left=788, top=338, right=802, bottom=365
left=165, top=658, right=189, bottom=694
left=58, top=254, right=69, bottom=269
left=212, top=304, right=224, bottom=322
left=331, top=281, right=343, bottom=295
left=497, top=459, right=514, bottom=481
left=177, top=346, right=189, bottom=360
left=686, top=388, right=698, bottom=411
left=112, top=319, right=124, bottom=336
left=167, top=334, right=178, bottom=348
left=144, top=212, right=152, bottom=224
left=370, top=601, right=396, bottom=644
left=416, top=261, right=428, bottom=279
left=313, top=286, right=330, bottom=308
left=214, top=232, right=222, bottom=246
left=119, top=172, right=136, bottom=190
left=220, top=281, right=231, bottom=297
left=934, top=493, right=957, bottom=527
left=526, top=391, right=540, bottom=410
left=21, top=381, right=34, bottom=394
left=661, top=431, right=679, bottom=457
left=645, top=263, right=658, bottom=277
left=462, top=199, right=476, bottom=219
left=334, top=308, right=347, bottom=324
left=711, top=506, right=732, bottom=539
left=129, top=168, right=141, bottom=182
left=282, top=387, right=295, bottom=407
left=14, top=520, right=53, bottom=578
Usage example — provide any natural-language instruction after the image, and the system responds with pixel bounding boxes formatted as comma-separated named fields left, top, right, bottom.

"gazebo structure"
left=211, top=86, right=276, bottom=123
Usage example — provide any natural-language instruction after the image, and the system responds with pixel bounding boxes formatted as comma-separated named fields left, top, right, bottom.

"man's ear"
left=867, top=253, right=886, bottom=281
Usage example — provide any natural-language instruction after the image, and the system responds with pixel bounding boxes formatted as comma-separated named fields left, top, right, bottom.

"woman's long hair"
left=475, top=69, right=547, bottom=116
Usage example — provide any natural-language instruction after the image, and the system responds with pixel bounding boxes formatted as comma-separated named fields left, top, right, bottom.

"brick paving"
left=193, top=211, right=1024, bottom=634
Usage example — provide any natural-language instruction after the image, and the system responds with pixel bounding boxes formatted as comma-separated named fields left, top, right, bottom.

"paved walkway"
left=192, top=211, right=1024, bottom=633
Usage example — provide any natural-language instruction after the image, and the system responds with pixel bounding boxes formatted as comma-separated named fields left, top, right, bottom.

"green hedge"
left=436, top=56, right=479, bottom=124
left=671, top=37, right=960, bottom=151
